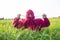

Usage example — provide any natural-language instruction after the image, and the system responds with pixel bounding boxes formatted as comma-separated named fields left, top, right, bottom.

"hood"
left=26, top=9, right=35, bottom=20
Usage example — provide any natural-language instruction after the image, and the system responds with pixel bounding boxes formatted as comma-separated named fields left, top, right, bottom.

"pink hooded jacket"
left=13, top=9, right=50, bottom=31
left=24, top=10, right=35, bottom=30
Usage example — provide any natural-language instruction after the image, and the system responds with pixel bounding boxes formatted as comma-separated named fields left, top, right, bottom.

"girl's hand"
left=17, top=14, right=21, bottom=19
left=42, top=14, right=47, bottom=18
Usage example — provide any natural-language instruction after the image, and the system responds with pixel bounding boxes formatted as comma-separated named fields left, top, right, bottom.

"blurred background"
left=0, top=0, right=60, bottom=19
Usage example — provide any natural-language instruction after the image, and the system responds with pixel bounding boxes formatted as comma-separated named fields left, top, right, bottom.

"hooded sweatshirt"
left=24, top=9, right=35, bottom=30
left=13, top=9, right=50, bottom=30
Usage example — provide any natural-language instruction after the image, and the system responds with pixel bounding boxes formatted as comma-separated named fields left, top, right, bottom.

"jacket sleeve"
left=12, top=17, right=19, bottom=27
left=41, top=18, right=50, bottom=28
left=13, top=17, right=19, bottom=24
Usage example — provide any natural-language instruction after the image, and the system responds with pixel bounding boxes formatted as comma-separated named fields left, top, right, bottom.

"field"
left=0, top=18, right=60, bottom=40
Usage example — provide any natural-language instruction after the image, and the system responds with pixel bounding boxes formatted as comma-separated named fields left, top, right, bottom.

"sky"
left=0, top=0, right=60, bottom=19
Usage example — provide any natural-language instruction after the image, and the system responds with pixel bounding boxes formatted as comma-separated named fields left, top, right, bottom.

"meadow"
left=0, top=18, right=60, bottom=40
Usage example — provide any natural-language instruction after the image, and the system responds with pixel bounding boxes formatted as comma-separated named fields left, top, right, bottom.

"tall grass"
left=0, top=18, right=60, bottom=40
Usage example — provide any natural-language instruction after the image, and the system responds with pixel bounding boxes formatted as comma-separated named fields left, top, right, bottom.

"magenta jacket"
left=13, top=10, right=50, bottom=30
left=23, top=10, right=35, bottom=30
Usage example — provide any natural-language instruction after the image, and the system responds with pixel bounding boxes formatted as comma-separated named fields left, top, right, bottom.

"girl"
left=12, top=10, right=50, bottom=31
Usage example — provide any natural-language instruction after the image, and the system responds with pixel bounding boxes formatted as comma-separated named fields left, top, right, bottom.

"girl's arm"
left=41, top=14, right=50, bottom=28
left=12, top=14, right=21, bottom=27
left=12, top=17, right=19, bottom=27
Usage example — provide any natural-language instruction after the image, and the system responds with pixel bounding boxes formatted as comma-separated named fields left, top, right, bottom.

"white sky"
left=0, top=0, right=60, bottom=19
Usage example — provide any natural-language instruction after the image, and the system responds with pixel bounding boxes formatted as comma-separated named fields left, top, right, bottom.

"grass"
left=0, top=18, right=60, bottom=40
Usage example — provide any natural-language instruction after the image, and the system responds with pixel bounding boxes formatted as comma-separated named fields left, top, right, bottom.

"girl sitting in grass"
left=12, top=9, right=50, bottom=31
